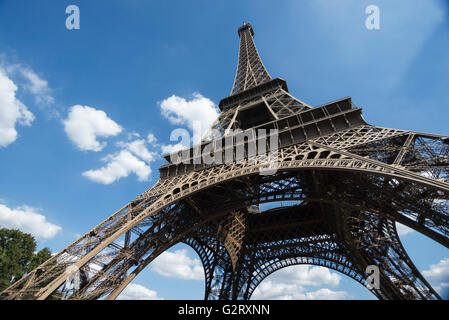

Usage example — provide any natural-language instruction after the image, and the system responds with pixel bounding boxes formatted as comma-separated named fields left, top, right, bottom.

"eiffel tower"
left=2, top=23, right=448, bottom=300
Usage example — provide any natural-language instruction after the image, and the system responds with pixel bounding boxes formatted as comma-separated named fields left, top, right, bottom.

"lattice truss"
left=206, top=87, right=310, bottom=140
left=1, top=120, right=447, bottom=300
left=2, top=23, right=448, bottom=301
left=231, top=24, right=271, bottom=95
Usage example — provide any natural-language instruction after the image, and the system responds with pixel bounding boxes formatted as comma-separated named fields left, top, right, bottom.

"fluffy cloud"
left=67, top=106, right=159, bottom=184
left=265, top=265, right=342, bottom=287
left=82, top=150, right=151, bottom=184
left=150, top=249, right=204, bottom=280
left=252, top=280, right=349, bottom=300
left=0, top=68, right=34, bottom=147
left=1, top=61, right=55, bottom=112
left=117, top=139, right=157, bottom=163
left=251, top=265, right=347, bottom=300
left=161, top=142, right=186, bottom=155
left=422, top=258, right=449, bottom=289
left=63, top=105, right=122, bottom=151
left=117, top=283, right=163, bottom=300
left=251, top=280, right=301, bottom=300
left=147, top=133, right=157, bottom=145
left=83, top=138, right=157, bottom=184
left=303, top=288, right=349, bottom=300
left=0, top=204, right=61, bottom=239
left=160, top=93, right=218, bottom=135
left=19, top=68, right=54, bottom=106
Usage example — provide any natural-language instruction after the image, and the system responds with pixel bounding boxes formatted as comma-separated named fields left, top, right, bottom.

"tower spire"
left=230, top=23, right=271, bottom=95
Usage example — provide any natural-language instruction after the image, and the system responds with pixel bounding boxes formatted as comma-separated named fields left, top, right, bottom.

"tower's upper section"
left=230, top=23, right=272, bottom=95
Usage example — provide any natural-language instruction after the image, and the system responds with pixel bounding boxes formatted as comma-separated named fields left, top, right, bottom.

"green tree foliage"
left=0, top=228, right=52, bottom=291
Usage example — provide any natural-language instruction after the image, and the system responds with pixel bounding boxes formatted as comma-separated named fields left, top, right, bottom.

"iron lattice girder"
left=231, top=23, right=271, bottom=95
left=192, top=200, right=440, bottom=300
left=2, top=23, right=449, bottom=301
left=161, top=91, right=353, bottom=176
left=2, top=122, right=448, bottom=300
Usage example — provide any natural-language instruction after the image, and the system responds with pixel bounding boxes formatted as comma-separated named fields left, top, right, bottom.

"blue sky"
left=0, top=0, right=448, bottom=300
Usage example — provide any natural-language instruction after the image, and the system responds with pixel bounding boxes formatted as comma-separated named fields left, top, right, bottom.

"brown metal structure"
left=1, top=23, right=448, bottom=300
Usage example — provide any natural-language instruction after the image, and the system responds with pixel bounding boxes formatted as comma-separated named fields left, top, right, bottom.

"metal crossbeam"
left=1, top=23, right=448, bottom=301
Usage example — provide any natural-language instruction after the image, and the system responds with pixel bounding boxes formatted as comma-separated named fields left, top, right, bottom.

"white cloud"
left=63, top=108, right=159, bottom=184
left=84, top=137, right=157, bottom=185
left=83, top=150, right=151, bottom=184
left=0, top=68, right=34, bottom=147
left=160, top=93, right=218, bottom=135
left=161, top=142, right=186, bottom=155
left=0, top=204, right=61, bottom=239
left=117, top=139, right=157, bottom=163
left=117, top=283, right=163, bottom=300
left=1, top=60, right=56, bottom=112
left=147, top=133, right=157, bottom=145
left=396, top=222, right=415, bottom=236
left=251, top=265, right=348, bottom=300
left=304, top=288, right=349, bottom=300
left=265, top=265, right=342, bottom=287
left=20, top=68, right=54, bottom=106
left=251, top=280, right=349, bottom=300
left=251, top=281, right=302, bottom=300
left=63, top=105, right=122, bottom=151
left=422, top=258, right=449, bottom=289
left=127, top=132, right=140, bottom=140
left=150, top=249, right=204, bottom=280
left=20, top=69, right=48, bottom=94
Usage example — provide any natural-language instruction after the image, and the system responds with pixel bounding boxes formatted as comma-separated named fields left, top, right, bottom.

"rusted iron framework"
left=1, top=23, right=448, bottom=300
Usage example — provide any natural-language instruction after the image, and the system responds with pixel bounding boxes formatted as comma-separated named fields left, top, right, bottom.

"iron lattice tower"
left=2, top=23, right=448, bottom=300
